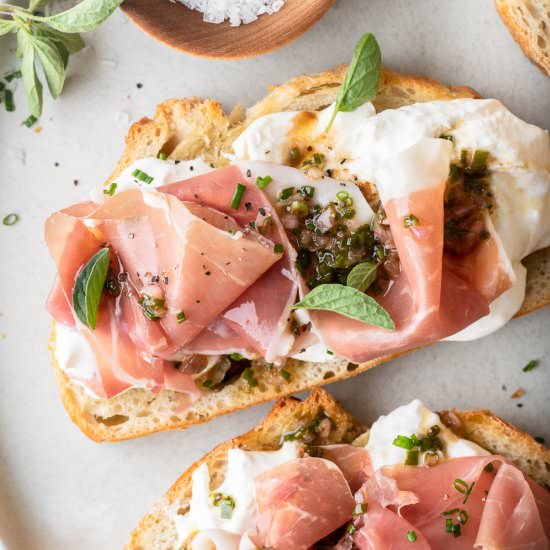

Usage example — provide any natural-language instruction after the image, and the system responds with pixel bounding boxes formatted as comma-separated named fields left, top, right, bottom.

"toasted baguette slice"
left=125, top=388, right=550, bottom=550
left=495, top=0, right=550, bottom=76
left=49, top=66, right=550, bottom=442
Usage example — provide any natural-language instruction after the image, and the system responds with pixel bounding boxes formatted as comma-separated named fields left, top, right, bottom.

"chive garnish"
left=523, top=359, right=539, bottom=372
left=484, top=463, right=494, bottom=473
left=289, top=147, right=301, bottom=161
left=212, top=493, right=235, bottom=519
left=346, top=523, right=358, bottom=535
left=23, top=114, right=38, bottom=128
left=132, top=169, right=154, bottom=184
left=403, top=214, right=420, bottom=228
left=3, top=213, right=19, bottom=226
left=453, top=478, right=475, bottom=504
left=392, top=435, right=416, bottom=450
left=353, top=503, right=367, bottom=516
left=279, top=187, right=295, bottom=201
left=405, top=449, right=419, bottom=465
left=4, top=89, right=15, bottom=112
left=406, top=530, right=417, bottom=542
left=157, top=152, right=167, bottom=160
left=256, top=175, right=273, bottom=189
left=535, top=436, right=545, bottom=444
left=274, top=243, right=284, bottom=254
left=299, top=185, right=315, bottom=199
left=453, top=524, right=462, bottom=537
left=202, top=379, right=214, bottom=389
left=445, top=519, right=454, bottom=532
left=279, top=369, right=291, bottom=381
left=103, top=182, right=118, bottom=196
left=230, top=352, right=243, bottom=361
left=242, top=367, right=258, bottom=387
left=231, top=183, right=246, bottom=209
left=176, top=311, right=186, bottom=323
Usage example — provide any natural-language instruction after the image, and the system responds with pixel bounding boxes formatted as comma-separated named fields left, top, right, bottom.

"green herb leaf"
left=30, top=34, right=65, bottom=98
left=0, top=19, right=18, bottom=36
left=72, top=248, right=110, bottom=330
left=346, top=260, right=379, bottom=292
left=522, top=359, right=539, bottom=372
left=36, top=26, right=85, bottom=54
left=291, top=284, right=394, bottom=330
left=326, top=33, right=381, bottom=132
left=18, top=30, right=43, bottom=117
left=3, top=213, right=19, bottom=226
left=45, top=0, right=123, bottom=33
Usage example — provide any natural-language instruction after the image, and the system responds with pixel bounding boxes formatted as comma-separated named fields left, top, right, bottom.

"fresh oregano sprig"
left=325, top=32, right=382, bottom=132
left=0, top=0, right=122, bottom=118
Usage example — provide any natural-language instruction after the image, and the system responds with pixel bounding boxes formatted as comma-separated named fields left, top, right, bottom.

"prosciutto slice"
left=160, top=165, right=298, bottom=362
left=354, top=456, right=550, bottom=550
left=252, top=457, right=355, bottom=549
left=307, top=139, right=503, bottom=363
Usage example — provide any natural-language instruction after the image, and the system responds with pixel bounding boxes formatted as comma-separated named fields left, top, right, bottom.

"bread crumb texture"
left=495, top=0, right=550, bottom=76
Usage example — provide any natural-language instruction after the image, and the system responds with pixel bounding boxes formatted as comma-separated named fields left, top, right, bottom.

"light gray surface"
left=1, top=0, right=549, bottom=548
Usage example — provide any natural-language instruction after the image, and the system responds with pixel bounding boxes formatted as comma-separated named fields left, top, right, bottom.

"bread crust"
left=50, top=65, right=550, bottom=442
left=495, top=0, right=550, bottom=76
left=125, top=389, right=550, bottom=550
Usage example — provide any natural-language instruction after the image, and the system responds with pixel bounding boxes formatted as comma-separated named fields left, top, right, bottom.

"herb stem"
left=325, top=107, right=338, bottom=133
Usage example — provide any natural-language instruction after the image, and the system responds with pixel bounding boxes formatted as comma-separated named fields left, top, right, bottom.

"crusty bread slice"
left=125, top=388, right=550, bottom=550
left=495, top=0, right=550, bottom=76
left=49, top=66, right=550, bottom=442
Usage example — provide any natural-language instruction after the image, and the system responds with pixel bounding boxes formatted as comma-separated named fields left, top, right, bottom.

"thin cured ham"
left=252, top=457, right=355, bottom=549
left=307, top=139, right=503, bottom=363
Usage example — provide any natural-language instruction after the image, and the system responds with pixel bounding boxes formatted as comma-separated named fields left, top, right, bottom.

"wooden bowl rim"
left=120, top=0, right=335, bottom=59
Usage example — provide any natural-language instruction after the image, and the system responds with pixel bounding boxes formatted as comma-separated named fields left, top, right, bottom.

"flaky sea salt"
left=177, top=0, right=285, bottom=26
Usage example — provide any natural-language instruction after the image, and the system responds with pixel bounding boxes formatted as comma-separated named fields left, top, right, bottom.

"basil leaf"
left=31, top=35, right=65, bottom=98
left=326, top=33, right=381, bottom=131
left=72, top=248, right=110, bottom=330
left=0, top=19, right=18, bottom=36
left=18, top=30, right=43, bottom=117
left=346, top=261, right=379, bottom=292
left=291, top=283, right=394, bottom=330
left=45, top=0, right=123, bottom=33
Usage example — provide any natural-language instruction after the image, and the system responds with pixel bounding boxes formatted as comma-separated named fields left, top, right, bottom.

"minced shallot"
left=175, top=0, right=285, bottom=26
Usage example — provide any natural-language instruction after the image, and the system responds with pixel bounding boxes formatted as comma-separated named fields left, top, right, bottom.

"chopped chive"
left=469, top=150, right=489, bottom=174
left=212, top=493, right=235, bottom=519
left=23, top=114, right=38, bottom=128
left=406, top=530, right=417, bottom=542
left=274, top=243, right=284, bottom=254
left=261, top=216, right=273, bottom=235
left=405, top=449, right=419, bottom=465
left=484, top=463, right=494, bottom=473
left=353, top=503, right=367, bottom=516
left=103, top=182, right=118, bottom=196
left=156, top=152, right=167, bottom=160
left=4, top=70, right=22, bottom=82
left=279, top=187, right=295, bottom=201
left=458, top=510, right=469, bottom=525
left=453, top=479, right=475, bottom=504
left=230, top=352, right=243, bottom=361
left=279, top=368, right=291, bottom=381
left=346, top=523, right=358, bottom=535
left=176, top=311, right=186, bottom=323
left=445, top=519, right=454, bottom=532
left=326, top=350, right=334, bottom=356
left=4, top=89, right=14, bottom=112
left=256, top=175, right=273, bottom=189
left=392, top=435, right=415, bottom=450
left=299, top=185, right=315, bottom=199
left=403, top=214, right=420, bottom=228
left=289, top=147, right=301, bottom=161
left=202, top=379, right=214, bottom=389
left=231, top=183, right=246, bottom=209
left=452, top=524, right=462, bottom=537
left=248, top=220, right=256, bottom=229
left=132, top=169, right=154, bottom=184
left=242, top=367, right=258, bottom=387
left=3, top=213, right=19, bottom=226
left=535, top=436, right=545, bottom=444
left=523, top=359, right=539, bottom=372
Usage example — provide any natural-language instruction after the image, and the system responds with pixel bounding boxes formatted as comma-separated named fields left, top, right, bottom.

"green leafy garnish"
left=522, top=359, right=539, bottom=372
left=406, top=530, right=417, bottom=543
left=256, top=175, right=272, bottom=189
left=212, top=493, right=235, bottom=519
left=346, top=260, right=379, bottom=292
left=3, top=213, right=19, bottom=226
left=0, top=0, right=122, bottom=117
left=325, top=33, right=382, bottom=132
left=72, top=247, right=110, bottom=329
left=291, top=284, right=394, bottom=330
left=103, top=182, right=117, bottom=196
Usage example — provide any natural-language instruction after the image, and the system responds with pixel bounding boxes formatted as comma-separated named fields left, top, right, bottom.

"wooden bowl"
left=121, top=0, right=335, bottom=59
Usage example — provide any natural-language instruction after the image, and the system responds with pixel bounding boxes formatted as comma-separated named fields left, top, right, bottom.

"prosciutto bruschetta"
left=46, top=39, right=550, bottom=441
left=126, top=389, right=550, bottom=549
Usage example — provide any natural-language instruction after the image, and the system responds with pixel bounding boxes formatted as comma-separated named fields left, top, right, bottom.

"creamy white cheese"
left=173, top=441, right=300, bottom=547
left=366, top=399, right=489, bottom=471
left=90, top=157, right=213, bottom=203
left=232, top=99, right=550, bottom=342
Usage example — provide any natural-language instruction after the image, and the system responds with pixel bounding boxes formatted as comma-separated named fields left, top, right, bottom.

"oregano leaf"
left=45, top=0, right=123, bottom=33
